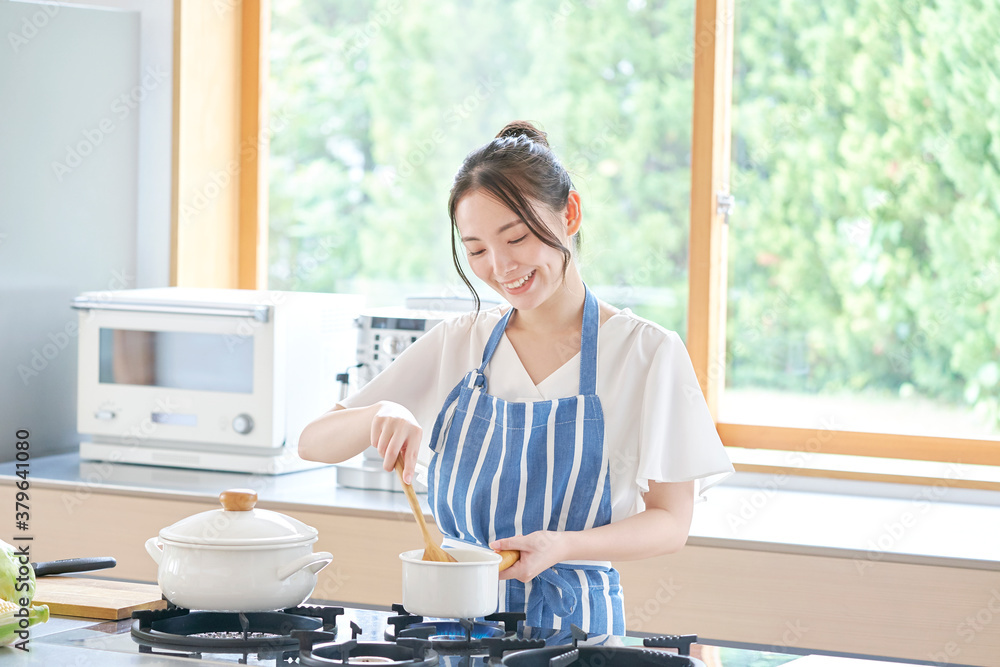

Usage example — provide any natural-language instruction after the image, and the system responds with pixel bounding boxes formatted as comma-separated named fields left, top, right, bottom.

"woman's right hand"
left=370, top=401, right=422, bottom=484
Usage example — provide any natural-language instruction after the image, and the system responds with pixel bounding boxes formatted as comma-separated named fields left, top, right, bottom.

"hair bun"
left=496, top=121, right=550, bottom=149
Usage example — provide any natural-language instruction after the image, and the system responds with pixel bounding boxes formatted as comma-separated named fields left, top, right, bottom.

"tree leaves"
left=728, top=0, right=1000, bottom=432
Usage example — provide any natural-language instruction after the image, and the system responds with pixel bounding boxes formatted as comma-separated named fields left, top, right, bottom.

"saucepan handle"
left=498, top=549, right=520, bottom=572
left=276, top=551, right=333, bottom=580
left=144, top=537, right=163, bottom=565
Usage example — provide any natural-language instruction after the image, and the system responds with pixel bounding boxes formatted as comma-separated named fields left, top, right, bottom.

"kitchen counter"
left=4, top=452, right=999, bottom=569
left=5, top=452, right=412, bottom=519
left=2, top=453, right=998, bottom=665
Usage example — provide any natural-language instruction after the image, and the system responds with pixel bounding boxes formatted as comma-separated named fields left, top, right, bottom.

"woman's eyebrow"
left=461, top=220, right=524, bottom=243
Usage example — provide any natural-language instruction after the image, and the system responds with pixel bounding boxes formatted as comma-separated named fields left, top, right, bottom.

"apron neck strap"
left=479, top=307, right=514, bottom=373
left=578, top=286, right=599, bottom=395
left=478, top=286, right=601, bottom=396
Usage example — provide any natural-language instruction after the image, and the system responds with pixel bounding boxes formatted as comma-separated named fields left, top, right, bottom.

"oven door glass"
left=98, top=328, right=254, bottom=394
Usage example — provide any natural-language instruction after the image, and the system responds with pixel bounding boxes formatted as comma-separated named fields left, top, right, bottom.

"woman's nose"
left=490, top=248, right=517, bottom=276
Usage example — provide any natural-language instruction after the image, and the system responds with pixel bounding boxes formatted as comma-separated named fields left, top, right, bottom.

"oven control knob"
left=232, top=414, right=254, bottom=435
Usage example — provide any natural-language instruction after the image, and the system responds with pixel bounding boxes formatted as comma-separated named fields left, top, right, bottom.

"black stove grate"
left=500, top=645, right=698, bottom=666
left=125, top=604, right=700, bottom=666
left=644, top=634, right=698, bottom=655
left=294, top=629, right=439, bottom=667
left=383, top=602, right=531, bottom=656
left=131, top=605, right=343, bottom=651
left=385, top=602, right=527, bottom=646
left=499, top=627, right=700, bottom=667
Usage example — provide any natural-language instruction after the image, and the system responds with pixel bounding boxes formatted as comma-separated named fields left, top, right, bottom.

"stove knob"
left=232, top=414, right=254, bottom=435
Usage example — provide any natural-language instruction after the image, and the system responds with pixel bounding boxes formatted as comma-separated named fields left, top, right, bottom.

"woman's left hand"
left=490, top=531, right=570, bottom=582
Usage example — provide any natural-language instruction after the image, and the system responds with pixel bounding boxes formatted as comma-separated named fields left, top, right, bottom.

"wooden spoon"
left=394, top=459, right=457, bottom=563
left=392, top=461, right=520, bottom=570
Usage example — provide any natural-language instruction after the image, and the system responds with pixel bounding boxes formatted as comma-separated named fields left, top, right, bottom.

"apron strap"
left=479, top=286, right=600, bottom=396
left=578, top=286, right=599, bottom=396
left=529, top=568, right=578, bottom=619
left=477, top=308, right=515, bottom=387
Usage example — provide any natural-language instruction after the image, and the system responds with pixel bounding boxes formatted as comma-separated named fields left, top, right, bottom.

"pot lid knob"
left=219, top=488, right=258, bottom=512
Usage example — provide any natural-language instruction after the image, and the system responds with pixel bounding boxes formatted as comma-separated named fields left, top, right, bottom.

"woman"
left=299, top=121, right=733, bottom=634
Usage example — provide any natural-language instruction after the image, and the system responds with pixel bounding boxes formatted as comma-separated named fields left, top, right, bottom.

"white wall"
left=52, top=0, right=175, bottom=289
left=0, top=0, right=172, bottom=459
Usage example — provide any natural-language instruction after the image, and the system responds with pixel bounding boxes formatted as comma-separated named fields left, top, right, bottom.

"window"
left=268, top=0, right=696, bottom=330
left=720, top=1, right=1000, bottom=455
left=188, top=0, right=999, bottom=473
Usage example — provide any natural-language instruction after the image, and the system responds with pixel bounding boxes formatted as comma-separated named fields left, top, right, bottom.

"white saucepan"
left=145, top=488, right=333, bottom=612
left=400, top=547, right=504, bottom=618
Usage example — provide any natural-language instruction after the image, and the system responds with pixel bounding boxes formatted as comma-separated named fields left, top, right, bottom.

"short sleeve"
left=340, top=320, right=442, bottom=422
left=635, top=330, right=734, bottom=501
left=337, top=313, right=481, bottom=484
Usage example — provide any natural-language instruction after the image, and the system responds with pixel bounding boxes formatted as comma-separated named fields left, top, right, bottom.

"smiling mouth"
left=501, top=270, right=534, bottom=290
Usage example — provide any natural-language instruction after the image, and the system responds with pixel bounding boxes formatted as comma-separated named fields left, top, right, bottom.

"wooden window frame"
left=171, top=0, right=268, bottom=289
left=687, top=0, right=1000, bottom=472
left=173, top=0, right=997, bottom=475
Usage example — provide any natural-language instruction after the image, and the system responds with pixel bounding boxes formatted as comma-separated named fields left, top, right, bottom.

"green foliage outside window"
left=269, top=0, right=1000, bottom=435
left=728, top=0, right=1000, bottom=434
left=269, top=0, right=695, bottom=330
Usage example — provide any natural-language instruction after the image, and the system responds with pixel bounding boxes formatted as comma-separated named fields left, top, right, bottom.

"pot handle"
left=144, top=537, right=163, bottom=565
left=276, top=551, right=333, bottom=581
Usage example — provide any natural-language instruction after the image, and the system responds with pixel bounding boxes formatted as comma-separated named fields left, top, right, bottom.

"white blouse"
left=339, top=306, right=733, bottom=522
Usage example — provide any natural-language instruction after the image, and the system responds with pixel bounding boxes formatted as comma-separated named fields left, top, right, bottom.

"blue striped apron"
left=426, top=286, right=625, bottom=634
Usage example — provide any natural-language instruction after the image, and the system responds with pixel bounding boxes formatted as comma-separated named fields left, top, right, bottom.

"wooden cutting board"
left=33, top=576, right=168, bottom=620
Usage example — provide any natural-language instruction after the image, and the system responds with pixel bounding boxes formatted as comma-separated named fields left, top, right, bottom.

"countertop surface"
left=3, top=452, right=1000, bottom=570
left=5, top=451, right=412, bottom=517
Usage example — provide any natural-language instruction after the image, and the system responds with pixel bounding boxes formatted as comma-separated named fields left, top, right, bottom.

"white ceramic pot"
left=399, top=548, right=502, bottom=618
left=145, top=489, right=333, bottom=611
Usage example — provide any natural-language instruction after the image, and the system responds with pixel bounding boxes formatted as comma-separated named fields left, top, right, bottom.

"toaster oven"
left=72, top=287, right=362, bottom=474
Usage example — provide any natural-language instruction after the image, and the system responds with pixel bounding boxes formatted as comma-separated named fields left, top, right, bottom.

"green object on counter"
left=0, top=599, right=49, bottom=646
left=0, top=539, right=49, bottom=646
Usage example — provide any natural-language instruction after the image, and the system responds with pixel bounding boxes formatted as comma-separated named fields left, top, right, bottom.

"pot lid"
left=159, top=489, right=318, bottom=546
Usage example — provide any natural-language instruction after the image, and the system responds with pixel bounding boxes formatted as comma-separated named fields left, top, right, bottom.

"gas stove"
left=297, top=605, right=701, bottom=666
left=28, top=603, right=796, bottom=666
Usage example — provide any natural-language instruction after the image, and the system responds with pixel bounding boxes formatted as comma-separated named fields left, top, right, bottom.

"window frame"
left=173, top=0, right=999, bottom=474
left=171, top=0, right=268, bottom=289
left=687, top=0, right=1000, bottom=470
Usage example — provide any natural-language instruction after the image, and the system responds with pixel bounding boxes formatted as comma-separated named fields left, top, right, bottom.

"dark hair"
left=448, top=121, right=577, bottom=312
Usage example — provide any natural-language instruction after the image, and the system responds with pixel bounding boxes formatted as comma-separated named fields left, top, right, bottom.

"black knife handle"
left=32, top=557, right=117, bottom=577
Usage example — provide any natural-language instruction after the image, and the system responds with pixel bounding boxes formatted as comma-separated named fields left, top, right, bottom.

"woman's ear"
left=564, top=191, right=582, bottom=236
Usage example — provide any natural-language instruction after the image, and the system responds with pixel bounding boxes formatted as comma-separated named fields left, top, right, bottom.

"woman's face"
left=455, top=189, right=576, bottom=312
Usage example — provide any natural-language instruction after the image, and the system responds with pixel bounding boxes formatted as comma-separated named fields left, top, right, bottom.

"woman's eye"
left=509, top=235, right=527, bottom=244
left=468, top=249, right=485, bottom=257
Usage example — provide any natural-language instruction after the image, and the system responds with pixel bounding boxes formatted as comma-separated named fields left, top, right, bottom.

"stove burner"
left=131, top=605, right=343, bottom=651
left=295, top=629, right=439, bottom=667
left=190, top=630, right=288, bottom=639
left=401, top=620, right=506, bottom=642
left=383, top=606, right=518, bottom=656
left=385, top=602, right=524, bottom=644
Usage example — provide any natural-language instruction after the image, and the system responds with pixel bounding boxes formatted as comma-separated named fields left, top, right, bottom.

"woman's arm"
left=298, top=401, right=423, bottom=482
left=490, top=480, right=695, bottom=582
left=298, top=404, right=378, bottom=464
